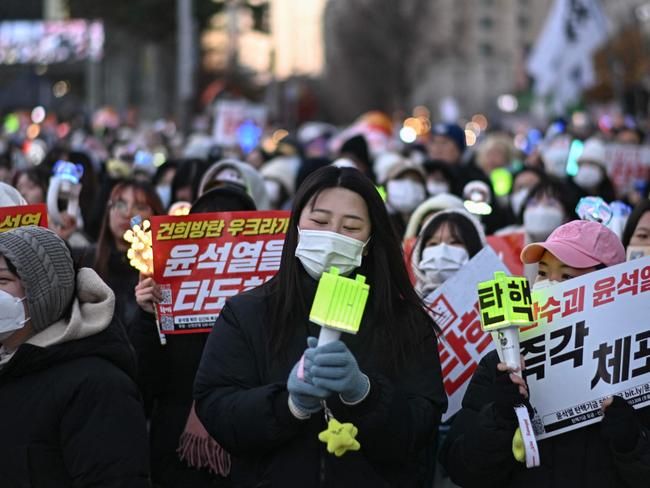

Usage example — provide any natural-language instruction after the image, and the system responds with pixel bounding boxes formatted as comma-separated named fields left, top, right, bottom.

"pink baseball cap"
left=521, top=220, right=625, bottom=268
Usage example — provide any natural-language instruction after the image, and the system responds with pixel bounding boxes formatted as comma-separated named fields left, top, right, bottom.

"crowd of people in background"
left=1, top=106, right=650, bottom=488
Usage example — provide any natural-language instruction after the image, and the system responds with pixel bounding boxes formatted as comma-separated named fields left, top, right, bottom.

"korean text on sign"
left=151, top=210, right=289, bottom=335
left=423, top=247, right=510, bottom=421
left=521, top=256, right=650, bottom=440
left=0, top=204, right=48, bottom=232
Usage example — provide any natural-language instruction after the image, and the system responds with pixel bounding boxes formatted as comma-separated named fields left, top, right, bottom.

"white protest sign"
left=604, top=143, right=650, bottom=195
left=521, top=256, right=650, bottom=440
left=212, top=100, right=267, bottom=147
left=423, top=247, right=509, bottom=421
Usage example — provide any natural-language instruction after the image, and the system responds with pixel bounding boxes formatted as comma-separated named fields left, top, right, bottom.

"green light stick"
left=310, top=267, right=370, bottom=346
left=477, top=271, right=534, bottom=378
left=309, top=267, right=370, bottom=457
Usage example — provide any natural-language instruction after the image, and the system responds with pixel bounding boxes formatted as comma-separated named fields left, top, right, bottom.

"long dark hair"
left=622, top=199, right=650, bottom=248
left=266, top=166, right=437, bottom=365
left=94, top=180, right=164, bottom=279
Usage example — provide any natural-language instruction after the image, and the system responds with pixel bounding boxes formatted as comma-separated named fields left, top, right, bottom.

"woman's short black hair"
left=190, top=185, right=256, bottom=214
left=419, top=212, right=484, bottom=260
left=518, top=176, right=578, bottom=224
left=512, top=166, right=545, bottom=188
left=422, top=159, right=456, bottom=187
left=170, top=158, right=210, bottom=203
left=622, top=199, right=650, bottom=248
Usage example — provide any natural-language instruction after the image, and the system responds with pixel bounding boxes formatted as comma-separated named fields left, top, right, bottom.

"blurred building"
left=270, top=0, right=326, bottom=79
left=201, top=0, right=326, bottom=81
left=410, top=0, right=553, bottom=117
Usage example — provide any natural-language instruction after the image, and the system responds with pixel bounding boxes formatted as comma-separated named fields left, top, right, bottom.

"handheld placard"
left=47, top=160, right=84, bottom=227
left=124, top=215, right=166, bottom=346
left=477, top=271, right=533, bottom=376
left=309, top=267, right=370, bottom=347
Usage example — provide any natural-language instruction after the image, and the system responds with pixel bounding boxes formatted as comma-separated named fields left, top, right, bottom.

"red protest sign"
left=151, top=210, right=289, bottom=334
left=487, top=232, right=525, bottom=276
left=0, top=204, right=48, bottom=232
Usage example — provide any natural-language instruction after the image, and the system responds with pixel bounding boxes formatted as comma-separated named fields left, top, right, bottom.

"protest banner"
left=486, top=232, right=525, bottom=276
left=520, top=256, right=650, bottom=440
left=604, top=143, right=650, bottom=196
left=0, top=204, right=48, bottom=232
left=423, top=247, right=509, bottom=421
left=151, top=210, right=289, bottom=334
left=212, top=100, right=267, bottom=147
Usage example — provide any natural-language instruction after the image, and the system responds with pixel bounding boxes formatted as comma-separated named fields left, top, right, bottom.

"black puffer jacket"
left=194, top=277, right=447, bottom=487
left=134, top=310, right=221, bottom=487
left=440, top=351, right=650, bottom=488
left=0, top=270, right=149, bottom=488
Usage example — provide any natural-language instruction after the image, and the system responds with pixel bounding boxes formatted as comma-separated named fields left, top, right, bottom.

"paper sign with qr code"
left=423, top=246, right=509, bottom=421
left=151, top=210, right=289, bottom=334
left=0, top=204, right=48, bottom=232
left=519, top=255, right=650, bottom=440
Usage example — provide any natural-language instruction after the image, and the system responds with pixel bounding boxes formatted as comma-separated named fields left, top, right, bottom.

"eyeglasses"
left=110, top=199, right=152, bottom=216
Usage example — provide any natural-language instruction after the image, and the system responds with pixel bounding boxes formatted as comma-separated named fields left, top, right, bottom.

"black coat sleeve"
left=60, top=360, right=150, bottom=488
left=193, top=301, right=308, bottom=456
left=332, top=325, right=447, bottom=464
left=610, top=408, right=650, bottom=487
left=439, top=351, right=519, bottom=488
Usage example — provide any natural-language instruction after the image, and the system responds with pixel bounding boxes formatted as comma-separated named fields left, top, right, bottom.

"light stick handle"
left=499, top=326, right=521, bottom=377
left=318, top=326, right=341, bottom=347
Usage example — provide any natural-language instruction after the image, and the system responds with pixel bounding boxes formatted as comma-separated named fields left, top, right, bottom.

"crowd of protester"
left=0, top=107, right=649, bottom=487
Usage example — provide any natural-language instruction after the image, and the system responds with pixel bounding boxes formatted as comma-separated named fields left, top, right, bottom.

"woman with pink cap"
left=440, top=220, right=650, bottom=487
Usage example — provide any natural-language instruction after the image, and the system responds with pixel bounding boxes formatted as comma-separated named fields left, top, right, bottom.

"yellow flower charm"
left=123, top=218, right=154, bottom=275
left=318, top=417, right=361, bottom=457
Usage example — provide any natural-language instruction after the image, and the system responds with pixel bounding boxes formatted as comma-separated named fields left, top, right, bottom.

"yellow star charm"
left=318, top=417, right=361, bottom=457
left=512, top=427, right=525, bottom=463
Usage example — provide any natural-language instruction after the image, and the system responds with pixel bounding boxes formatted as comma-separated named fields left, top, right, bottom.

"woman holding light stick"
left=193, top=166, right=447, bottom=487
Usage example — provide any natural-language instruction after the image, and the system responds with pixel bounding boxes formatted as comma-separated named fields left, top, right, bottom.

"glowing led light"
left=399, top=126, right=417, bottom=143
left=31, top=106, right=46, bottom=124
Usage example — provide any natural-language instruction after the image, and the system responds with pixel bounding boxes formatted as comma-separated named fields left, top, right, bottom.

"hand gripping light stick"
left=306, top=267, right=370, bottom=457
left=478, top=271, right=539, bottom=468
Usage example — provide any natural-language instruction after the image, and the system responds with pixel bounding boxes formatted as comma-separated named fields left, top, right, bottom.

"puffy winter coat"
left=440, top=351, right=650, bottom=488
left=194, top=276, right=447, bottom=487
left=0, top=268, right=150, bottom=487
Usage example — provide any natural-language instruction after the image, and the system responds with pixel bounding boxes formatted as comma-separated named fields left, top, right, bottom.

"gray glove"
left=287, top=338, right=330, bottom=418
left=310, top=339, right=370, bottom=404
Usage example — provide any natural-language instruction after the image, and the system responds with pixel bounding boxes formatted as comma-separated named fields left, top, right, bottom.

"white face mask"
left=295, top=228, right=368, bottom=280
left=0, top=290, right=28, bottom=343
left=523, top=205, right=565, bottom=240
left=418, top=243, right=469, bottom=288
left=426, top=181, right=450, bottom=197
left=387, top=179, right=426, bottom=213
left=532, top=279, right=560, bottom=291
left=574, top=164, right=603, bottom=189
left=510, top=188, right=529, bottom=217
left=627, top=245, right=650, bottom=261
